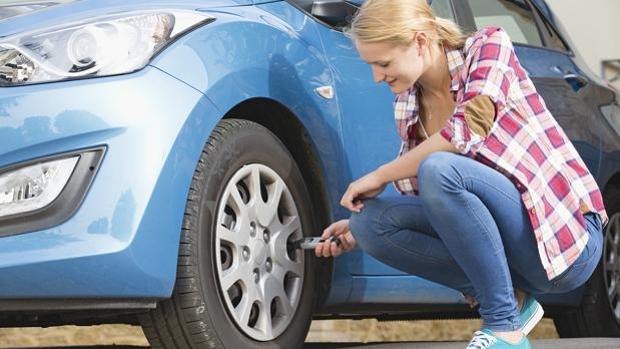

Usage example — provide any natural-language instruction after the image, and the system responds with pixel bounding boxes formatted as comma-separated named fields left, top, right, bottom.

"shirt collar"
left=393, top=45, right=466, bottom=142
left=409, top=46, right=464, bottom=95
left=445, top=46, right=465, bottom=92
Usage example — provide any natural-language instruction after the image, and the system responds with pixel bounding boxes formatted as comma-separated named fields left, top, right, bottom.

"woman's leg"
left=349, top=150, right=582, bottom=332
left=416, top=151, right=533, bottom=332
left=414, top=152, right=605, bottom=297
left=348, top=195, right=478, bottom=301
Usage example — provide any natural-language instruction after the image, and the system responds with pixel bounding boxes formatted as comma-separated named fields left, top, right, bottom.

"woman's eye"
left=379, top=62, right=390, bottom=68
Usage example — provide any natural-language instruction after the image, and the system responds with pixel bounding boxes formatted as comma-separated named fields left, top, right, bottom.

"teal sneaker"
left=466, top=329, right=532, bottom=349
left=519, top=294, right=544, bottom=335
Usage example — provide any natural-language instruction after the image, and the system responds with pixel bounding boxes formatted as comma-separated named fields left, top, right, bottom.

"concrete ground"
left=305, top=338, right=620, bottom=348
left=16, top=339, right=620, bottom=349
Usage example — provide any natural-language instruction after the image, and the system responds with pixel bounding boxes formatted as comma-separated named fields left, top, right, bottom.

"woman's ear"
left=414, top=32, right=430, bottom=56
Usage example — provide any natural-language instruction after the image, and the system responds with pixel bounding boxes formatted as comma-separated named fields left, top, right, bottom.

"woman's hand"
left=315, top=219, right=356, bottom=257
left=340, top=170, right=387, bottom=212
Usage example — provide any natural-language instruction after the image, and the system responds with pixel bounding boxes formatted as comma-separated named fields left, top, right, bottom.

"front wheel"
left=140, top=119, right=318, bottom=348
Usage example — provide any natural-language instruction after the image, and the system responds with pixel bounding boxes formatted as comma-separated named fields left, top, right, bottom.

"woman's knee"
left=418, top=152, right=459, bottom=204
left=418, top=152, right=456, bottom=188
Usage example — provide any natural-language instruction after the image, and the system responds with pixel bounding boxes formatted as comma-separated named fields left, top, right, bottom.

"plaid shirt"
left=393, top=27, right=608, bottom=280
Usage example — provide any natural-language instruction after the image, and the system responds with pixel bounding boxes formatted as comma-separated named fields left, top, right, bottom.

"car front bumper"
left=0, top=65, right=221, bottom=299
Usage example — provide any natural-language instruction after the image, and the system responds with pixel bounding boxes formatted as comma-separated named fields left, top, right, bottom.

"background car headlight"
left=0, top=157, right=78, bottom=217
left=0, top=10, right=213, bottom=86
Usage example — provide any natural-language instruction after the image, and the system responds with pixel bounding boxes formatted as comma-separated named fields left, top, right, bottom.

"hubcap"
left=215, top=164, right=304, bottom=341
left=604, top=213, right=620, bottom=325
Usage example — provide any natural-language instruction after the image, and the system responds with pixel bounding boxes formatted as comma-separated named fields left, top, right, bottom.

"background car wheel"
left=553, top=207, right=620, bottom=337
left=140, top=119, right=319, bottom=348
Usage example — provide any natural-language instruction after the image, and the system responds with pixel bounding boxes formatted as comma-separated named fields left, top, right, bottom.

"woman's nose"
left=371, top=67, right=384, bottom=84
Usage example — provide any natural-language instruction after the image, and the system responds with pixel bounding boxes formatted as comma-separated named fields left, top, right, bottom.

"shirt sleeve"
left=464, top=95, right=495, bottom=138
left=439, top=27, right=517, bottom=157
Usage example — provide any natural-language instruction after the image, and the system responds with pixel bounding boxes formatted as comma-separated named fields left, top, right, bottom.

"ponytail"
left=345, top=0, right=467, bottom=49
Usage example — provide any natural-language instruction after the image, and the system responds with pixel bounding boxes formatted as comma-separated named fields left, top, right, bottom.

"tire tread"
left=140, top=120, right=253, bottom=348
left=140, top=119, right=313, bottom=348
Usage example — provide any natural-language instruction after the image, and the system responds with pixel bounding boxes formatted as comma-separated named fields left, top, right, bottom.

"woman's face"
left=355, top=34, right=429, bottom=94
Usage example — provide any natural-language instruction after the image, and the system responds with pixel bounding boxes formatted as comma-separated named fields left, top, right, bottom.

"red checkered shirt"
left=393, top=26, right=608, bottom=280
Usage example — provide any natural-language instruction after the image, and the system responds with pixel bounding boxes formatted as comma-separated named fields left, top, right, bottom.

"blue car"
left=1, top=0, right=619, bottom=347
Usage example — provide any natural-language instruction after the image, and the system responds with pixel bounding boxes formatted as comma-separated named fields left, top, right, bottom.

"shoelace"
left=466, top=330, right=498, bottom=349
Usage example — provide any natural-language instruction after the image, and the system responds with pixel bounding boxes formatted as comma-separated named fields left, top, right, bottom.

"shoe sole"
left=521, top=302, right=544, bottom=335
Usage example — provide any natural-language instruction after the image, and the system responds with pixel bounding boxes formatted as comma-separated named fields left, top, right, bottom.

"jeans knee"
left=418, top=152, right=459, bottom=203
left=418, top=152, right=454, bottom=186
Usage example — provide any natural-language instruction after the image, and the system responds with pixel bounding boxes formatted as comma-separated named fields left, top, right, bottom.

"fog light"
left=0, top=157, right=79, bottom=217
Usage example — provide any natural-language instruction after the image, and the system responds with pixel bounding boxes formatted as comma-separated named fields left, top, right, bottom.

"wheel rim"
left=604, top=213, right=620, bottom=326
left=215, top=164, right=304, bottom=341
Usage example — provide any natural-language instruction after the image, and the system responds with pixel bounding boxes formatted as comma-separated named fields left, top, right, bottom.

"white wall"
left=546, top=0, right=620, bottom=83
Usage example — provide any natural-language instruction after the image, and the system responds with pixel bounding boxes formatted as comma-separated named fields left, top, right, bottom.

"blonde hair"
left=345, top=0, right=467, bottom=49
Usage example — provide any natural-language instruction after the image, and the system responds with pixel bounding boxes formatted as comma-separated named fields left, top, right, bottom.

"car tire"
left=140, top=119, right=319, bottom=348
left=553, top=204, right=620, bottom=337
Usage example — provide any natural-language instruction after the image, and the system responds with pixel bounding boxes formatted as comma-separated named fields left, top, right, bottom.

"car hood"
left=0, top=0, right=264, bottom=38
left=0, top=1, right=73, bottom=21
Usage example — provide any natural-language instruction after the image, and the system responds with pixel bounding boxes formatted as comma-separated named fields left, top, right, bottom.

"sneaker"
left=466, top=329, right=532, bottom=349
left=518, top=294, right=544, bottom=335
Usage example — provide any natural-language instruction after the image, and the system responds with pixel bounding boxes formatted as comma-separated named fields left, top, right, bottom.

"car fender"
left=151, top=3, right=347, bottom=224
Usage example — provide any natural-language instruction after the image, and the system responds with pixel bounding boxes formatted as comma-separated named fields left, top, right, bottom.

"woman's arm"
left=340, top=28, right=512, bottom=212
left=439, top=27, right=515, bottom=157
left=340, top=133, right=457, bottom=212
left=376, top=132, right=457, bottom=184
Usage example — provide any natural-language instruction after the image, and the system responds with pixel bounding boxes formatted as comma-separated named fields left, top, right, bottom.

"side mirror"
left=311, top=0, right=359, bottom=27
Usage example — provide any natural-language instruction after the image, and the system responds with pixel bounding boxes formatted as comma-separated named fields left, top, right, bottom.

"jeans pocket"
left=551, top=258, right=590, bottom=291
left=583, top=212, right=602, bottom=231
left=551, top=214, right=602, bottom=291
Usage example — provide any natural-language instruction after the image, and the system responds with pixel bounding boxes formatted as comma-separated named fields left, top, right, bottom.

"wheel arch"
left=551, top=170, right=620, bottom=337
left=149, top=2, right=347, bottom=309
left=603, top=172, right=620, bottom=215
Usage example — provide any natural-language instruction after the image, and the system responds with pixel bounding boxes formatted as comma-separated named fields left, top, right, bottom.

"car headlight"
left=0, top=10, right=214, bottom=86
left=0, top=148, right=105, bottom=237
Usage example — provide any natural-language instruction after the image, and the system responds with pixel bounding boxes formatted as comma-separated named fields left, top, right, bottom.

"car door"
left=463, top=0, right=604, bottom=176
left=308, top=0, right=469, bottom=305
left=312, top=0, right=458, bottom=258
left=312, top=0, right=458, bottom=193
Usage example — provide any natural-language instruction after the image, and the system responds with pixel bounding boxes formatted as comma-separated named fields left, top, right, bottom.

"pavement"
left=16, top=339, right=620, bottom=349
left=305, top=338, right=620, bottom=348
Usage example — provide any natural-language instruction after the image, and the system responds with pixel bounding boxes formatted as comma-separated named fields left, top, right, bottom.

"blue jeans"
left=349, top=151, right=604, bottom=332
